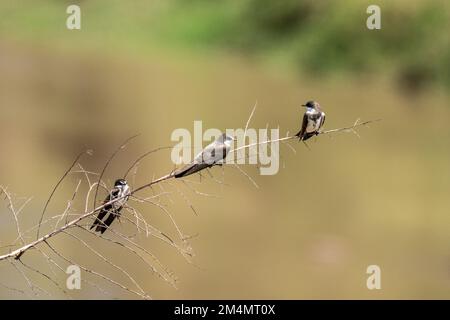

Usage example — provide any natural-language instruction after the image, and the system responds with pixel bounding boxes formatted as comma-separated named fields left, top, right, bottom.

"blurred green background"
left=0, top=0, right=450, bottom=299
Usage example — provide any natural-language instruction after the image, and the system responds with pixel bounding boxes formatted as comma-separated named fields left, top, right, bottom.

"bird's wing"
left=215, top=143, right=230, bottom=164
left=200, top=142, right=226, bottom=164
left=174, top=162, right=210, bottom=178
left=295, top=113, right=309, bottom=139
left=90, top=189, right=118, bottom=230
left=320, top=112, right=326, bottom=128
left=96, top=206, right=123, bottom=234
left=174, top=142, right=227, bottom=178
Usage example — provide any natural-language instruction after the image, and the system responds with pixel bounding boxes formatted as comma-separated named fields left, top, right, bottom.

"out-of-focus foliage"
left=1, top=0, right=448, bottom=90
left=160, top=0, right=450, bottom=91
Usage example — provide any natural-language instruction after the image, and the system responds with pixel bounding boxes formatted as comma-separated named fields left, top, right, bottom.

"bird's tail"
left=95, top=210, right=121, bottom=234
left=95, top=224, right=108, bottom=234
left=174, top=163, right=210, bottom=178
left=301, top=132, right=317, bottom=141
left=90, top=216, right=102, bottom=230
left=295, top=131, right=316, bottom=141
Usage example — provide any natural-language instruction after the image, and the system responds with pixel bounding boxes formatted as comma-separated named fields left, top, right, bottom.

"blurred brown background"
left=0, top=0, right=449, bottom=299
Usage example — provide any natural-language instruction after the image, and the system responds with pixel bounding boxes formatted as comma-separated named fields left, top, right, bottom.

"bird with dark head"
left=90, top=178, right=130, bottom=234
left=295, top=100, right=326, bottom=141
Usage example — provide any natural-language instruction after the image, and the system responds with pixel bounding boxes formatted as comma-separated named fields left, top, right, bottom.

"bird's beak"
left=301, top=104, right=307, bottom=107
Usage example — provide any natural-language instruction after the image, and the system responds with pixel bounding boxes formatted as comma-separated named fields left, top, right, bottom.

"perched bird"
left=295, top=100, right=326, bottom=141
left=90, top=179, right=130, bottom=234
left=174, top=133, right=234, bottom=178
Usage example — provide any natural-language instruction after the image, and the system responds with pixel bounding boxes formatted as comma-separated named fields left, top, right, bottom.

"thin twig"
left=36, top=150, right=87, bottom=240
left=123, top=146, right=173, bottom=179
left=1, top=186, right=25, bottom=245
left=0, top=172, right=175, bottom=261
left=45, top=241, right=150, bottom=299
left=93, top=134, right=139, bottom=211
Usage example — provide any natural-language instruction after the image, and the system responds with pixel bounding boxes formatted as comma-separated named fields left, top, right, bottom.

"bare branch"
left=123, top=146, right=174, bottom=179
left=0, top=106, right=380, bottom=299
left=319, top=118, right=381, bottom=136
left=93, top=134, right=140, bottom=211
left=36, top=150, right=88, bottom=240
left=18, top=258, right=71, bottom=298
left=61, top=230, right=148, bottom=297
left=229, top=118, right=381, bottom=155
left=1, top=186, right=26, bottom=245
left=45, top=241, right=150, bottom=299
left=232, top=164, right=259, bottom=189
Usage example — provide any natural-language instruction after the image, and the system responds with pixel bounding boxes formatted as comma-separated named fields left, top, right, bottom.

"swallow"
left=90, top=179, right=130, bottom=234
left=174, top=133, right=234, bottom=178
left=295, top=100, right=326, bottom=141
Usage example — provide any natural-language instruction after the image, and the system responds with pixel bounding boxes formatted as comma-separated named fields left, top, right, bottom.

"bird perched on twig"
left=90, top=179, right=130, bottom=234
left=174, top=133, right=234, bottom=178
left=295, top=100, right=326, bottom=141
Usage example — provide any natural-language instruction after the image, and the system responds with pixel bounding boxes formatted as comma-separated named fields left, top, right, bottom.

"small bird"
left=174, top=133, right=234, bottom=178
left=295, top=100, right=326, bottom=141
left=90, top=179, right=130, bottom=234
